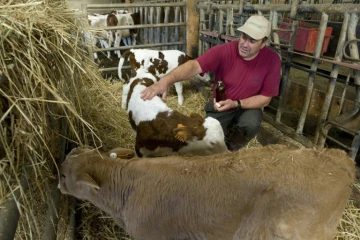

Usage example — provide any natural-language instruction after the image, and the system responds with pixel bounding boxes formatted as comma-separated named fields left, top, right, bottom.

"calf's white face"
left=179, top=117, right=229, bottom=156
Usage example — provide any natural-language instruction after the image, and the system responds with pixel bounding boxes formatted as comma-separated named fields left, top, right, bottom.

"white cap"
left=237, top=15, right=271, bottom=40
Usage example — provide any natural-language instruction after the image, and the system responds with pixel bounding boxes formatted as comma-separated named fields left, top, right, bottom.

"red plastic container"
left=279, top=18, right=333, bottom=54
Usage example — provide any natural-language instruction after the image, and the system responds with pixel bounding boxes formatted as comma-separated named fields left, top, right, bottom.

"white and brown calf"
left=123, top=69, right=228, bottom=157
left=59, top=144, right=356, bottom=240
left=106, top=12, right=140, bottom=58
left=118, top=49, right=210, bottom=107
left=86, top=14, right=112, bottom=60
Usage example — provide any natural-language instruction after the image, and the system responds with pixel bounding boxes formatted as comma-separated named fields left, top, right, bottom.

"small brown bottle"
left=215, top=80, right=226, bottom=102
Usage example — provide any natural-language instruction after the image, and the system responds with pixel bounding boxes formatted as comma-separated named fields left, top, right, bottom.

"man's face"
left=237, top=33, right=267, bottom=60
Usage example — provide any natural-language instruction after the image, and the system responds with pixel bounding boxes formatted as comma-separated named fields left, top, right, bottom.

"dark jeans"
left=204, top=101, right=263, bottom=151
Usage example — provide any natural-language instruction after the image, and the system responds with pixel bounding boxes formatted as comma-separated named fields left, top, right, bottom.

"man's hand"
left=214, top=98, right=237, bottom=111
left=141, top=80, right=169, bottom=102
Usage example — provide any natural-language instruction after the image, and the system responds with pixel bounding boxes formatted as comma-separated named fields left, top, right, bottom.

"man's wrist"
left=236, top=100, right=242, bottom=109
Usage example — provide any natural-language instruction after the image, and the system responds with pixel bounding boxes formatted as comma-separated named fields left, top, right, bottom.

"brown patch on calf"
left=135, top=111, right=206, bottom=156
left=128, top=111, right=137, bottom=131
left=149, top=52, right=168, bottom=75
left=130, top=12, right=141, bottom=35
left=106, top=13, right=118, bottom=40
left=119, top=50, right=136, bottom=83
left=107, top=13, right=118, bottom=26
left=126, top=77, right=155, bottom=111
left=123, top=50, right=194, bottom=82
left=178, top=54, right=193, bottom=64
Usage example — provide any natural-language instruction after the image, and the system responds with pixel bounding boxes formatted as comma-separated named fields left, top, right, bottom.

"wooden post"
left=186, top=0, right=200, bottom=58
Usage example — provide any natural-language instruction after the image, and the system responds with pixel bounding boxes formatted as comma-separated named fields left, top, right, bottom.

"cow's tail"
left=118, top=49, right=132, bottom=82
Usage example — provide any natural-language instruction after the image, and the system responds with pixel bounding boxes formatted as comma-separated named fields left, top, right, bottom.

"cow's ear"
left=76, top=173, right=100, bottom=190
left=109, top=147, right=135, bottom=159
left=173, top=124, right=190, bottom=142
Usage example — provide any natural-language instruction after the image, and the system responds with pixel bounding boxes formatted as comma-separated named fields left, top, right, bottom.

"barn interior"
left=0, top=0, right=360, bottom=239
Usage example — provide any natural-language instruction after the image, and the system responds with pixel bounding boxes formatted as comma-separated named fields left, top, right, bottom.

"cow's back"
left=60, top=145, right=355, bottom=240
left=122, top=145, right=355, bottom=240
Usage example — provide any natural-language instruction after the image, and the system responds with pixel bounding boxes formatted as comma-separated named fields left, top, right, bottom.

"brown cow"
left=59, top=144, right=355, bottom=240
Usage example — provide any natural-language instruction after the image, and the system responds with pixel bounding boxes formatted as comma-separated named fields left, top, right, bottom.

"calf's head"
left=59, top=146, right=135, bottom=199
left=58, top=148, right=100, bottom=200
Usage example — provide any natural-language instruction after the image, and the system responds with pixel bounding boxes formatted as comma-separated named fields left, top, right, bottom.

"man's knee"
left=237, top=109, right=262, bottom=138
left=242, top=121, right=261, bottom=139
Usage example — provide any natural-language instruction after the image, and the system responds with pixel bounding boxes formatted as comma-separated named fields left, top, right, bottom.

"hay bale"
left=0, top=1, right=132, bottom=238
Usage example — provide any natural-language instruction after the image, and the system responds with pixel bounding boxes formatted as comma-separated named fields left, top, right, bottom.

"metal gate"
left=82, top=1, right=188, bottom=73
left=196, top=0, right=360, bottom=159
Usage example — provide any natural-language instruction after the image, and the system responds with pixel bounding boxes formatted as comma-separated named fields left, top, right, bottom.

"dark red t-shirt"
left=197, top=41, right=281, bottom=100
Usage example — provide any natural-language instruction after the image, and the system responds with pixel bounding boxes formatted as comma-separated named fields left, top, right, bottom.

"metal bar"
left=199, top=35, right=224, bottom=45
left=87, top=2, right=185, bottom=10
left=226, top=8, right=235, bottom=36
left=43, top=112, right=68, bottom=240
left=209, top=11, right=214, bottom=32
left=219, top=9, right=224, bottom=35
left=164, top=7, right=170, bottom=50
left=288, top=51, right=360, bottom=71
left=270, top=11, right=281, bottom=55
left=156, top=7, right=161, bottom=44
left=149, top=7, right=154, bottom=44
left=139, top=7, right=144, bottom=43
left=350, top=132, right=360, bottom=159
left=197, top=2, right=360, bottom=14
left=93, top=41, right=185, bottom=53
left=43, top=181, right=61, bottom=240
left=290, top=0, right=299, bottom=19
left=144, top=7, right=149, bottom=44
left=221, top=34, right=237, bottom=41
left=200, top=30, right=219, bottom=38
left=199, top=9, right=206, bottom=56
left=337, top=69, right=353, bottom=114
left=343, top=39, right=360, bottom=62
left=288, top=61, right=353, bottom=84
left=296, top=12, right=328, bottom=135
left=91, top=22, right=186, bottom=32
left=0, top=171, right=29, bottom=240
left=101, top=65, right=130, bottom=72
left=175, top=7, right=180, bottom=48
left=275, top=19, right=298, bottom=123
left=315, top=13, right=350, bottom=145
left=66, top=197, right=76, bottom=240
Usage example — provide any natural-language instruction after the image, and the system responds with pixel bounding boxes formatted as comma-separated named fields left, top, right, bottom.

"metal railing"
left=197, top=0, right=360, bottom=158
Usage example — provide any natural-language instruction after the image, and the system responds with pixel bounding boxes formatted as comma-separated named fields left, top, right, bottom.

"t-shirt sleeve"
left=196, top=44, right=225, bottom=75
left=260, top=53, right=282, bottom=97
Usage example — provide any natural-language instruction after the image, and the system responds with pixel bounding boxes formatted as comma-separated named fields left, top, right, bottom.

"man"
left=141, top=15, right=281, bottom=151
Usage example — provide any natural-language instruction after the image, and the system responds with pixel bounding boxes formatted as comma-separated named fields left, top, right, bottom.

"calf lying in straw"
left=59, top=144, right=355, bottom=240
left=122, top=69, right=228, bottom=157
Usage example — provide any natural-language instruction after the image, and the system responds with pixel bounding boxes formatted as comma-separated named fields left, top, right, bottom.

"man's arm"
left=141, top=59, right=203, bottom=101
left=216, top=95, right=272, bottom=111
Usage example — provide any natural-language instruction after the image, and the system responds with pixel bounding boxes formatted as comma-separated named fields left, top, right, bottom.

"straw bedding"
left=0, top=1, right=359, bottom=239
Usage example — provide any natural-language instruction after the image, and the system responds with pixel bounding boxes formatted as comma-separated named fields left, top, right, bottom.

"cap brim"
left=237, top=25, right=264, bottom=40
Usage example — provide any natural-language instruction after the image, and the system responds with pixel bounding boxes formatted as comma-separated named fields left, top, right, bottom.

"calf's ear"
left=76, top=173, right=100, bottom=190
left=173, top=124, right=189, bottom=142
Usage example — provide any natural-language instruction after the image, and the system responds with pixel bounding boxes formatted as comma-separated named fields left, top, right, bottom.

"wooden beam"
left=186, top=0, right=200, bottom=58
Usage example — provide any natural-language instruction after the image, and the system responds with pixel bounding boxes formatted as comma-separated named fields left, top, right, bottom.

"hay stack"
left=0, top=1, right=358, bottom=239
left=0, top=0, right=133, bottom=238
